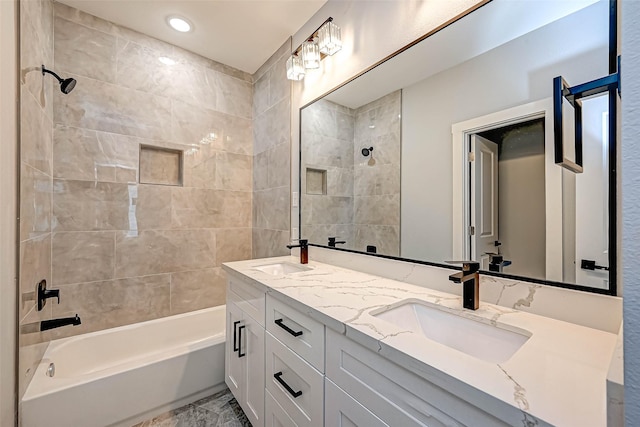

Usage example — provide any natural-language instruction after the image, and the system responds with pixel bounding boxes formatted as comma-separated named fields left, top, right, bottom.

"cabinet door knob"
left=275, top=318, right=303, bottom=337
left=274, top=371, right=302, bottom=398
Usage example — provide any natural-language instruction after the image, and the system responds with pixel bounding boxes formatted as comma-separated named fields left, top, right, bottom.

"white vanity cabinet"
left=225, top=276, right=266, bottom=427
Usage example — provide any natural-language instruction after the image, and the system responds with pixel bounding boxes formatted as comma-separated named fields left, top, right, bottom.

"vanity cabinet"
left=225, top=276, right=266, bottom=427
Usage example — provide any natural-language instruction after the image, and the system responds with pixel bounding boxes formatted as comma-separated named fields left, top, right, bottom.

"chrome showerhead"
left=42, top=65, right=77, bottom=94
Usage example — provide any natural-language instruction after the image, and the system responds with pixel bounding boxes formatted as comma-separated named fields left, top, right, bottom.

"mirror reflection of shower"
left=41, top=65, right=77, bottom=94
left=361, top=146, right=375, bottom=166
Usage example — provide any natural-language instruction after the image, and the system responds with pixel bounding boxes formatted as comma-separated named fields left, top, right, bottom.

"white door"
left=243, top=314, right=265, bottom=427
left=471, top=134, right=499, bottom=269
left=574, top=94, right=609, bottom=289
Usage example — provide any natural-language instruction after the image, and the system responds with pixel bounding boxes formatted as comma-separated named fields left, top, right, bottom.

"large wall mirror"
left=299, top=0, right=618, bottom=294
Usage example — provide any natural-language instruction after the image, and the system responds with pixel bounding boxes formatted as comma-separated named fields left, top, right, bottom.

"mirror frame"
left=298, top=0, right=619, bottom=296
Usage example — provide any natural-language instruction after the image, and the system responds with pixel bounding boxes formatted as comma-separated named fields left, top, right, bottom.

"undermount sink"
left=372, top=299, right=530, bottom=363
left=253, top=262, right=312, bottom=276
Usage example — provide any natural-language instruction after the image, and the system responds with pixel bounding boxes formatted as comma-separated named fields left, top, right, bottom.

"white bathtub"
left=21, top=306, right=226, bottom=427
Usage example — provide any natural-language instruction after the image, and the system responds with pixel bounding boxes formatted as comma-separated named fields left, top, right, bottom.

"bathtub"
left=21, top=306, right=226, bottom=427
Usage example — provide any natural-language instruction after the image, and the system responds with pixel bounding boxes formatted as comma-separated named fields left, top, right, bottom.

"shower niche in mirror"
left=299, top=0, right=617, bottom=294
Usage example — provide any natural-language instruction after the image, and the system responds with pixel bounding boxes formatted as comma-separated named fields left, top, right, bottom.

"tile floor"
left=132, top=388, right=252, bottom=427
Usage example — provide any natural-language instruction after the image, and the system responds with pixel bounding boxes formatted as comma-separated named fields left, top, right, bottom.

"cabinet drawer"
left=227, top=276, right=265, bottom=327
left=266, top=295, right=325, bottom=372
left=266, top=332, right=324, bottom=427
left=326, top=329, right=510, bottom=427
left=325, top=378, right=387, bottom=427
left=265, top=389, right=298, bottom=427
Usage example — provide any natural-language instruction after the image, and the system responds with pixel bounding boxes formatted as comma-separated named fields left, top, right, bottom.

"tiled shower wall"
left=301, top=99, right=355, bottom=246
left=352, top=91, right=401, bottom=255
left=19, top=0, right=54, bottom=398
left=252, top=41, right=291, bottom=257
left=300, top=92, right=400, bottom=255
left=23, top=1, right=254, bottom=349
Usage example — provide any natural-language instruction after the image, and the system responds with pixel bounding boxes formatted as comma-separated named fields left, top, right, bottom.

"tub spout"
left=41, top=314, right=81, bottom=331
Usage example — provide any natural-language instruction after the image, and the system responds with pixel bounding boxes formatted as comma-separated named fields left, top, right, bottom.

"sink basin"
left=372, top=300, right=530, bottom=363
left=253, top=262, right=312, bottom=276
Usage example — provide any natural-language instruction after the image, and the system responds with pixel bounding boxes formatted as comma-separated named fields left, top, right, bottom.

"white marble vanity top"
left=223, top=256, right=618, bottom=427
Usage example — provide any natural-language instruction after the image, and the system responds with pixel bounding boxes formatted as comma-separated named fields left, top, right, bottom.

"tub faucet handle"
left=37, top=280, right=60, bottom=311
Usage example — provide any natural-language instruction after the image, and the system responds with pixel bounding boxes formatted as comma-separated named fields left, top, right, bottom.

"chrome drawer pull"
left=275, top=318, right=303, bottom=337
left=274, top=371, right=302, bottom=398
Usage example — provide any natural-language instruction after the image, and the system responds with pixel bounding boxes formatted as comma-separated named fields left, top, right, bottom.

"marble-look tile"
left=54, top=16, right=117, bottom=82
left=139, top=146, right=182, bottom=186
left=326, top=167, right=354, bottom=197
left=253, top=150, right=269, bottom=191
left=253, top=187, right=290, bottom=231
left=20, top=164, right=51, bottom=240
left=49, top=274, right=171, bottom=339
left=302, top=132, right=353, bottom=169
left=53, top=73, right=172, bottom=141
left=301, top=101, right=337, bottom=139
left=21, top=0, right=54, bottom=121
left=170, top=268, right=226, bottom=315
left=216, top=228, right=252, bottom=266
left=253, top=38, right=290, bottom=83
left=135, top=184, right=173, bottom=230
left=171, top=100, right=252, bottom=155
left=269, top=53, right=290, bottom=108
left=52, top=231, right=115, bottom=285
left=115, top=229, right=216, bottom=278
left=353, top=163, right=400, bottom=197
left=53, top=2, right=117, bottom=38
left=52, top=180, right=130, bottom=231
left=252, top=229, right=290, bottom=259
left=336, top=108, right=355, bottom=142
left=308, top=196, right=354, bottom=225
left=53, top=125, right=139, bottom=183
left=19, top=234, right=51, bottom=319
left=21, top=86, right=53, bottom=175
left=354, top=194, right=400, bottom=226
left=354, top=93, right=401, bottom=142
left=356, top=132, right=401, bottom=167
left=19, top=302, right=53, bottom=348
left=183, top=145, right=217, bottom=189
left=267, top=142, right=290, bottom=189
left=253, top=97, right=290, bottom=155
left=171, top=188, right=251, bottom=229
left=252, top=70, right=270, bottom=118
left=215, top=152, right=252, bottom=191
left=354, top=225, right=400, bottom=256
left=206, top=69, right=252, bottom=119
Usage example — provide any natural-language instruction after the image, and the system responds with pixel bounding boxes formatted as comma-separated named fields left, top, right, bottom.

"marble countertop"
left=223, top=256, right=618, bottom=427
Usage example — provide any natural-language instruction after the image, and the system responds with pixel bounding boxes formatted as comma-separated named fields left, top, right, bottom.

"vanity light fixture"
left=286, top=17, right=342, bottom=81
left=167, top=16, right=192, bottom=33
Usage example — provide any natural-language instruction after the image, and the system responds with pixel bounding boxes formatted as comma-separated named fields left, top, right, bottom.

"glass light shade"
left=286, top=55, right=305, bottom=81
left=302, top=40, right=321, bottom=69
left=318, top=21, right=342, bottom=55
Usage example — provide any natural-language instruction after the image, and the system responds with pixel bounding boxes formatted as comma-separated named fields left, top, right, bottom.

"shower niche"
left=139, top=145, right=184, bottom=186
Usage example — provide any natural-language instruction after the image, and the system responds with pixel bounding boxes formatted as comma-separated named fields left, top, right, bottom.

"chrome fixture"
left=42, top=65, right=76, bottom=94
left=447, top=261, right=480, bottom=310
left=286, top=17, right=342, bottom=81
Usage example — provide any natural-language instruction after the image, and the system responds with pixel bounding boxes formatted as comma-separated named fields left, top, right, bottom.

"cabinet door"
left=242, top=313, right=265, bottom=427
left=325, top=379, right=387, bottom=427
left=225, top=301, right=244, bottom=401
left=266, top=389, right=298, bottom=427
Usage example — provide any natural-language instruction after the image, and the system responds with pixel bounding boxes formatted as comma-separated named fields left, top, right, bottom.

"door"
left=225, top=301, right=244, bottom=400
left=243, top=313, right=265, bottom=427
left=470, top=134, right=499, bottom=269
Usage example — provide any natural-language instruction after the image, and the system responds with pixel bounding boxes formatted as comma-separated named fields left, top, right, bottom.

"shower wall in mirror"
left=301, top=92, right=401, bottom=255
left=299, top=0, right=615, bottom=292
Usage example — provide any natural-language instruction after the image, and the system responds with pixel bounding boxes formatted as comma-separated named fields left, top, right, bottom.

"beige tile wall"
left=252, top=41, right=292, bottom=257
left=19, top=0, right=54, bottom=399
left=20, top=2, right=253, bottom=349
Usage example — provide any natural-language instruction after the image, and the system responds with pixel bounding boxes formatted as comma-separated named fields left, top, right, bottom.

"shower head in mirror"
left=42, top=65, right=77, bottom=94
left=361, top=147, right=373, bottom=156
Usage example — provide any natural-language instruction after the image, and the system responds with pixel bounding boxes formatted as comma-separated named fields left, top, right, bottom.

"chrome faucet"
left=447, top=261, right=480, bottom=310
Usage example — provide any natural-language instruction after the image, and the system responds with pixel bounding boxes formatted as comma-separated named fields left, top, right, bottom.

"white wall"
left=0, top=0, right=18, bottom=425
left=400, top=2, right=608, bottom=262
left=622, top=0, right=640, bottom=423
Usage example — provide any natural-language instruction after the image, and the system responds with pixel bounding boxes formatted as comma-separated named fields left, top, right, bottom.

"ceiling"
left=56, top=0, right=327, bottom=75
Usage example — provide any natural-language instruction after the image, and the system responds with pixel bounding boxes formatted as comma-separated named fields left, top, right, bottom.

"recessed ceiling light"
left=167, top=16, right=192, bottom=33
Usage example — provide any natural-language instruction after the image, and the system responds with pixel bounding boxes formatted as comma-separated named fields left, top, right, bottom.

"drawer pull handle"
left=274, top=371, right=302, bottom=398
left=238, top=325, right=246, bottom=358
left=275, top=318, right=303, bottom=337
left=233, top=321, right=241, bottom=352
